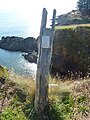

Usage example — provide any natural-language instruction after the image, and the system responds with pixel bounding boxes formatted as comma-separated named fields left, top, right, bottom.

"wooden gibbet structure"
left=35, top=8, right=56, bottom=113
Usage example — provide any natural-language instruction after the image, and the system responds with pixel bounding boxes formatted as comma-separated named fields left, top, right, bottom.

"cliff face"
left=0, top=36, right=37, bottom=52
left=51, top=25, right=90, bottom=76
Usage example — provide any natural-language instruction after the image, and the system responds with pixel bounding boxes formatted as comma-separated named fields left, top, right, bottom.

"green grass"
left=55, top=24, right=90, bottom=30
left=0, top=65, right=9, bottom=79
left=0, top=68, right=90, bottom=120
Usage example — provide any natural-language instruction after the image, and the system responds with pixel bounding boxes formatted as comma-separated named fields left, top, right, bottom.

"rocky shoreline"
left=0, top=36, right=38, bottom=63
left=22, top=51, right=37, bottom=63
left=0, top=24, right=90, bottom=79
left=0, top=36, right=38, bottom=52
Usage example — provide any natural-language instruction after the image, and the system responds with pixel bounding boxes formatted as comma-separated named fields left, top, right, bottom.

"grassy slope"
left=0, top=70, right=90, bottom=120
left=0, top=72, right=36, bottom=120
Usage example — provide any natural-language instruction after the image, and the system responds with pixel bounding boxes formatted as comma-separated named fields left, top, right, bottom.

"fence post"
left=35, top=8, right=56, bottom=114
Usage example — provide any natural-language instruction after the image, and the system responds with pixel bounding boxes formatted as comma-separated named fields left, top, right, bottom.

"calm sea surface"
left=0, top=49, right=37, bottom=77
left=0, top=11, right=32, bottom=39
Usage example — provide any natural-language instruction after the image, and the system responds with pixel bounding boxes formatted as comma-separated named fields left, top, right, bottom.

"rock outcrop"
left=51, top=25, right=90, bottom=76
left=56, top=10, right=90, bottom=26
left=22, top=51, right=37, bottom=63
left=0, top=36, right=37, bottom=52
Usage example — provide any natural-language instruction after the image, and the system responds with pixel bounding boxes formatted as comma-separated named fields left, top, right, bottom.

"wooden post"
left=35, top=8, right=56, bottom=114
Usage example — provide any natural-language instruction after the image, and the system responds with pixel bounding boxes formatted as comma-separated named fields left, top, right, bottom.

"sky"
left=0, top=0, right=78, bottom=38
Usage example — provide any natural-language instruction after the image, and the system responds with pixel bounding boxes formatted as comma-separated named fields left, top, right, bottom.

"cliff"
left=51, top=24, right=90, bottom=77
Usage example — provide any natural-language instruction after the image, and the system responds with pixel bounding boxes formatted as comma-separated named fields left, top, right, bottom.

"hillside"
left=0, top=65, right=90, bottom=120
left=56, top=10, right=90, bottom=26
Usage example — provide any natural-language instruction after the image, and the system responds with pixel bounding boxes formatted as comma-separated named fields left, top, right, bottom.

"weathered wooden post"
left=35, top=8, right=56, bottom=114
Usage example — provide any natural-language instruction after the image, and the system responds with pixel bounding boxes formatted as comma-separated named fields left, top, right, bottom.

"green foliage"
left=78, top=0, right=90, bottom=16
left=23, top=102, right=36, bottom=120
left=0, top=72, right=89, bottom=120
left=0, top=95, right=27, bottom=120
left=0, top=65, right=9, bottom=80
left=77, top=96, right=86, bottom=103
left=47, top=92, right=74, bottom=120
left=0, top=107, right=27, bottom=120
left=23, top=91, right=74, bottom=120
left=0, top=80, right=29, bottom=120
left=76, top=95, right=89, bottom=116
left=16, top=89, right=27, bottom=103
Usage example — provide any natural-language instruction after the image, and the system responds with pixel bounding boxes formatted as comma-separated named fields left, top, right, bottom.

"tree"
left=77, top=0, right=90, bottom=16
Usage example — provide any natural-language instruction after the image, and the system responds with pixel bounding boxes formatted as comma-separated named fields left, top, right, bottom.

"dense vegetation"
left=77, top=0, right=90, bottom=16
left=0, top=66, right=90, bottom=120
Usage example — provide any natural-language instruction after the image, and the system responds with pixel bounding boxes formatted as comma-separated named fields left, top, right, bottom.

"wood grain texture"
left=35, top=8, right=56, bottom=114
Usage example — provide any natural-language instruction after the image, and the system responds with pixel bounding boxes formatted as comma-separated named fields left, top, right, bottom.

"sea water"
left=0, top=49, right=37, bottom=77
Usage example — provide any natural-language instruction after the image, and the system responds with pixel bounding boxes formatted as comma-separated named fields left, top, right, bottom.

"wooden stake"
left=35, top=8, right=56, bottom=114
